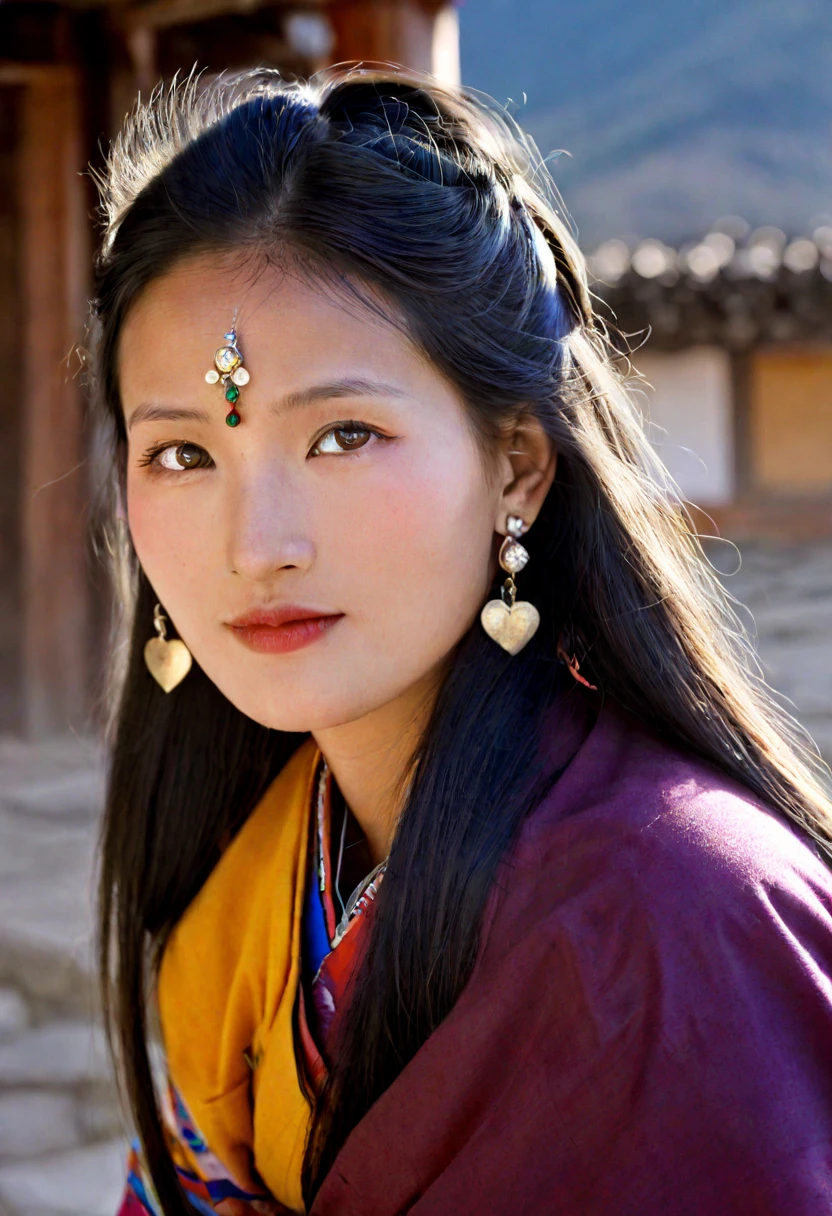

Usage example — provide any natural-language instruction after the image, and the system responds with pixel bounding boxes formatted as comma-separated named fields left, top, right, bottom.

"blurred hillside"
left=460, top=0, right=832, bottom=246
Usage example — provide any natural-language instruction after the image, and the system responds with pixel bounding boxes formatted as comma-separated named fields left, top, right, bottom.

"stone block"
left=0, top=1022, right=112, bottom=1087
left=0, top=1091, right=80, bottom=1160
left=0, top=1138, right=127, bottom=1215
left=0, top=988, right=28, bottom=1038
left=4, top=769, right=105, bottom=820
left=76, top=1082, right=126, bottom=1144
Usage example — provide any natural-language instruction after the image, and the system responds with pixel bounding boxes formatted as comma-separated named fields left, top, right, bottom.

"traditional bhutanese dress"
left=118, top=691, right=832, bottom=1215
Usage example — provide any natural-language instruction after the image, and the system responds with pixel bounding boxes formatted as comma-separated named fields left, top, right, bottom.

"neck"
left=312, top=666, right=444, bottom=866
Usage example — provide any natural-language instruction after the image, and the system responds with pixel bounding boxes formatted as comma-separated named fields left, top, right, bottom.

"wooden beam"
left=0, top=64, right=65, bottom=85
left=118, top=0, right=289, bottom=33
left=329, top=0, right=458, bottom=79
left=19, top=67, right=91, bottom=738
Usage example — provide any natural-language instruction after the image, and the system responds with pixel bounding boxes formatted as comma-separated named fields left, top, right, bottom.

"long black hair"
left=91, top=64, right=832, bottom=1212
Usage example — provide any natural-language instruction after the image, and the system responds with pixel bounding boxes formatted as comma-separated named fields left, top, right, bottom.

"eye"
left=310, top=425, right=373, bottom=456
left=139, top=442, right=213, bottom=472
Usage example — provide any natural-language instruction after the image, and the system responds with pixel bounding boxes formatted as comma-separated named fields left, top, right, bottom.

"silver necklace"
left=317, top=759, right=388, bottom=947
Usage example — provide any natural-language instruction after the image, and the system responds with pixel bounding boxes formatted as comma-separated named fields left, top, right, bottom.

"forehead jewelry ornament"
left=205, top=321, right=250, bottom=427
left=480, top=515, right=540, bottom=656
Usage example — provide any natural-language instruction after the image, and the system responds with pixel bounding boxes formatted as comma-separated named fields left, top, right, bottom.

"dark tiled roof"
left=587, top=222, right=832, bottom=350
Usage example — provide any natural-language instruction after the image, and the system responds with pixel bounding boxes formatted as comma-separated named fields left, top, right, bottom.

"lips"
left=225, top=605, right=344, bottom=655
left=227, top=605, right=339, bottom=629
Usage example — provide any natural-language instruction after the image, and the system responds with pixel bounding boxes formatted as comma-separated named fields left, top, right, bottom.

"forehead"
left=117, top=254, right=425, bottom=402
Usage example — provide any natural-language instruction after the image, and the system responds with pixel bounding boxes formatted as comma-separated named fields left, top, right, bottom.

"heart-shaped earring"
left=480, top=515, right=540, bottom=656
left=144, top=603, right=193, bottom=693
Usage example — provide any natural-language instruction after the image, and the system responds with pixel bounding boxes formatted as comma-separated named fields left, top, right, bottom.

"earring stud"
left=205, top=324, right=249, bottom=427
left=499, top=515, right=530, bottom=574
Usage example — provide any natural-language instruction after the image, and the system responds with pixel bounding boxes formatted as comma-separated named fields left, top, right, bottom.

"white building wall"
left=632, top=347, right=734, bottom=506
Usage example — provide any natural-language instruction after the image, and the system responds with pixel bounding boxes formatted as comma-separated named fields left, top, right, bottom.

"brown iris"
left=333, top=428, right=370, bottom=450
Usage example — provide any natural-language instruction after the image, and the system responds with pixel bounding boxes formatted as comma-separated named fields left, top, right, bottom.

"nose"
left=226, top=465, right=315, bottom=582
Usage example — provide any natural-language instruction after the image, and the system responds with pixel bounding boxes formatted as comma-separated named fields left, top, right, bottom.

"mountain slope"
left=459, top=0, right=832, bottom=245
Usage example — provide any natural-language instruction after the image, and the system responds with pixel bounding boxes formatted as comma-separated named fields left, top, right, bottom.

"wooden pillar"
left=330, top=0, right=460, bottom=83
left=18, top=67, right=91, bottom=738
left=0, top=84, right=23, bottom=732
left=730, top=349, right=753, bottom=500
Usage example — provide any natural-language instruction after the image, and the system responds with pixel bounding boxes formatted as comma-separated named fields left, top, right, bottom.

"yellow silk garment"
left=156, top=737, right=320, bottom=1214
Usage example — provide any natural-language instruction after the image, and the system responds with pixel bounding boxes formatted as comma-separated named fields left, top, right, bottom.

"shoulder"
left=461, top=698, right=832, bottom=1213
left=501, top=695, right=832, bottom=977
left=531, top=694, right=831, bottom=896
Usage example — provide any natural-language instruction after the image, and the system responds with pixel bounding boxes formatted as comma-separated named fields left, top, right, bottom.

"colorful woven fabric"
left=117, top=753, right=374, bottom=1213
left=118, top=1080, right=286, bottom=1215
left=301, top=760, right=384, bottom=1064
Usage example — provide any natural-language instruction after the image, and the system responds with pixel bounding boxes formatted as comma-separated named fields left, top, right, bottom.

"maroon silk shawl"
left=311, top=691, right=832, bottom=1214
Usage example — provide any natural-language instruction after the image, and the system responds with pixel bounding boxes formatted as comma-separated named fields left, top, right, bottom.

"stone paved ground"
left=705, top=539, right=832, bottom=766
left=0, top=540, right=830, bottom=1215
left=0, top=735, right=126, bottom=1216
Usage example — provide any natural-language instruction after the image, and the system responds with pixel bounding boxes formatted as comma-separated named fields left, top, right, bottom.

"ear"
left=494, top=413, right=557, bottom=534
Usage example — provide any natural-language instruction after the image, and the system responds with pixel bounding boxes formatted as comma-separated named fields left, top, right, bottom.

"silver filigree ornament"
left=498, top=514, right=530, bottom=574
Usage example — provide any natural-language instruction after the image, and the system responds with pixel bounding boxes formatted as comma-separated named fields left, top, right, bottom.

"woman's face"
left=119, top=257, right=509, bottom=732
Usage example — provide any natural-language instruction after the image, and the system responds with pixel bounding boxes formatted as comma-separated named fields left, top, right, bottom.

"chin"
left=214, top=675, right=387, bottom=735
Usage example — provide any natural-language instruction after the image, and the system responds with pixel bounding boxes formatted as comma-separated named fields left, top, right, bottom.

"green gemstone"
left=225, top=383, right=240, bottom=404
left=226, top=411, right=241, bottom=427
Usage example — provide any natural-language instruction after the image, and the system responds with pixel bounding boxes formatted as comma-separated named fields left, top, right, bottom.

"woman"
left=92, top=64, right=832, bottom=1215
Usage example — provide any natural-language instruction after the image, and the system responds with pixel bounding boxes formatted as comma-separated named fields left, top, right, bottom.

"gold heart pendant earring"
left=144, top=603, right=193, bottom=692
left=480, top=515, right=540, bottom=656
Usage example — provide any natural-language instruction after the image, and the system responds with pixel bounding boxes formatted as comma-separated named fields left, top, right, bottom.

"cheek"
left=335, top=439, right=496, bottom=637
left=126, top=475, right=215, bottom=601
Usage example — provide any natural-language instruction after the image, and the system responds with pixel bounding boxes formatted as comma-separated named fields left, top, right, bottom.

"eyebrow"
left=126, top=377, right=409, bottom=432
left=127, top=405, right=210, bottom=431
left=281, top=377, right=408, bottom=414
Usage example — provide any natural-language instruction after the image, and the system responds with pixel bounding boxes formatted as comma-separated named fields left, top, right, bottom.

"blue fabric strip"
left=303, top=855, right=331, bottom=980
